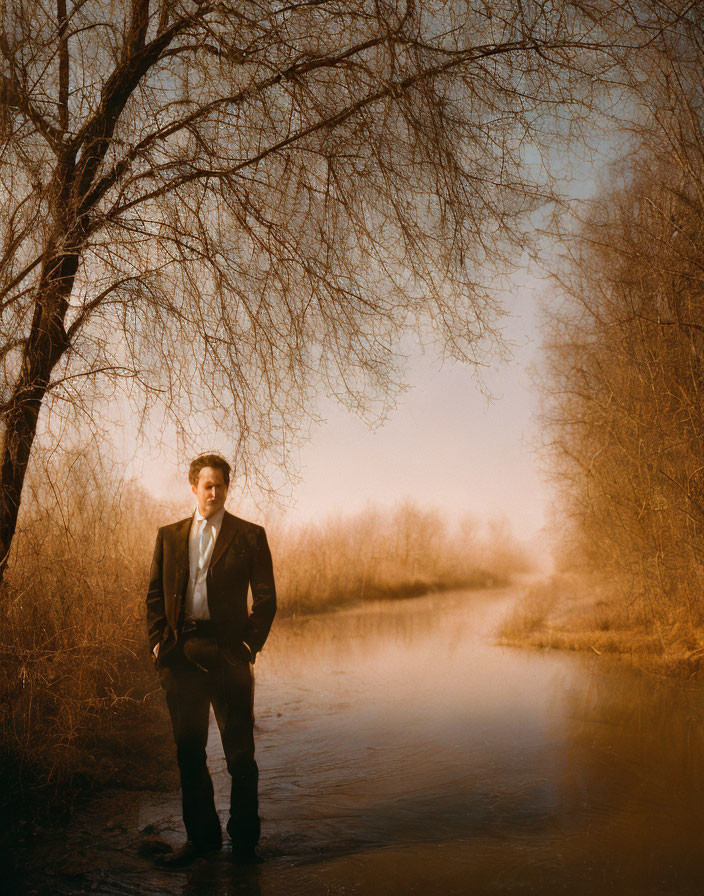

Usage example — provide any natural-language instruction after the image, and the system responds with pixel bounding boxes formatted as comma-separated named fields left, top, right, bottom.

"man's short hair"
left=188, top=453, right=232, bottom=487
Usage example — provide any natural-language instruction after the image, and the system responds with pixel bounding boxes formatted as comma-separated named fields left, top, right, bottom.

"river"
left=27, top=585, right=704, bottom=895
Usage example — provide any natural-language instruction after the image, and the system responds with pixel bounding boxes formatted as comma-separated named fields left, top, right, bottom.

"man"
left=146, top=453, right=276, bottom=867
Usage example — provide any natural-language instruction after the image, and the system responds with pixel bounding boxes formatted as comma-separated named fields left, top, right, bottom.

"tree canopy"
left=0, top=0, right=629, bottom=575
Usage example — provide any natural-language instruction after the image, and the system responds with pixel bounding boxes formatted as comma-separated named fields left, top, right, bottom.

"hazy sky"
left=133, top=146, right=607, bottom=545
left=142, top=274, right=550, bottom=540
left=289, top=280, right=548, bottom=536
left=273, top=165, right=604, bottom=540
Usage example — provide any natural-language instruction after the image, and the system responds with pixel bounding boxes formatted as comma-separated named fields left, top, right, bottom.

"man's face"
left=192, top=466, right=228, bottom=518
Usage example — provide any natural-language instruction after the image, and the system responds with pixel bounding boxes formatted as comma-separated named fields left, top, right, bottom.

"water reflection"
left=42, top=587, right=704, bottom=894
left=251, top=589, right=578, bottom=859
left=551, top=665, right=704, bottom=894
left=182, top=859, right=262, bottom=896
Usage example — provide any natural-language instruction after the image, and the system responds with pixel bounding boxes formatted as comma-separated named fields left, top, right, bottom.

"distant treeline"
left=0, top=452, right=532, bottom=851
left=518, top=39, right=704, bottom=671
left=271, top=503, right=531, bottom=615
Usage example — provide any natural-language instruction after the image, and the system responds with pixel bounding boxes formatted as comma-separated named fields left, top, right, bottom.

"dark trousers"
left=159, top=637, right=260, bottom=850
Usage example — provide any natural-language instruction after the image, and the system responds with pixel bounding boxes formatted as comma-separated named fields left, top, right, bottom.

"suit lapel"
left=209, top=510, right=238, bottom=570
left=174, top=516, right=193, bottom=598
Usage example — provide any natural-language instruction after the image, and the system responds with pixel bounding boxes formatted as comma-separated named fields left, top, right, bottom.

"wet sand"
left=22, top=586, right=704, bottom=895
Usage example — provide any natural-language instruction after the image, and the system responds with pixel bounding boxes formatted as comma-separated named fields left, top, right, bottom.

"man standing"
left=146, top=454, right=276, bottom=866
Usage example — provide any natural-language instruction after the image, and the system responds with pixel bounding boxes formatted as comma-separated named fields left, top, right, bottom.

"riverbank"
left=275, top=567, right=511, bottom=616
left=1, top=649, right=177, bottom=889
left=269, top=504, right=530, bottom=615
left=497, top=573, right=704, bottom=678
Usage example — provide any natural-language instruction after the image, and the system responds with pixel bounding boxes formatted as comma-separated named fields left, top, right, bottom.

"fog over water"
left=39, top=585, right=704, bottom=895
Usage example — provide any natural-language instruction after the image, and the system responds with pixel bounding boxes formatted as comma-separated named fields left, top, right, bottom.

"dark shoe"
left=156, top=840, right=221, bottom=869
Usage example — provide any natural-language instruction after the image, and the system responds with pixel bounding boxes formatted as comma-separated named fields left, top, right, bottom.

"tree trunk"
left=0, top=248, right=78, bottom=584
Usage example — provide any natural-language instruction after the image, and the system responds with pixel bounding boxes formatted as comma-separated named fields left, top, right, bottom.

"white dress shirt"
left=184, top=505, right=225, bottom=620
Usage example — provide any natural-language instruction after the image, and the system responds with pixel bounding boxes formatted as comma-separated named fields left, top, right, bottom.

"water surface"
left=40, top=586, right=704, bottom=894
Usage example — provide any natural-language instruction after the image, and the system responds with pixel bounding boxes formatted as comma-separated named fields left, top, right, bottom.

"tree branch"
left=0, top=71, right=62, bottom=151
left=57, top=0, right=69, bottom=134
left=101, top=36, right=614, bottom=225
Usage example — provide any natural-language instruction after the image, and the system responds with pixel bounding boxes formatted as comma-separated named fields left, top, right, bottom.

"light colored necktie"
left=197, top=518, right=212, bottom=576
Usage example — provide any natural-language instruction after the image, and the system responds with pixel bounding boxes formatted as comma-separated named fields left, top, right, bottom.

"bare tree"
left=540, top=2, right=704, bottom=638
left=0, top=0, right=624, bottom=582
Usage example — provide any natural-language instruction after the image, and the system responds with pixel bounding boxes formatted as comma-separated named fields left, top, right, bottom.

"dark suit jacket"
left=146, top=510, right=276, bottom=667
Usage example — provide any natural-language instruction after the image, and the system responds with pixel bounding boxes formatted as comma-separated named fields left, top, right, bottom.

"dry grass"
left=270, top=504, right=532, bottom=615
left=0, top=466, right=176, bottom=860
left=498, top=573, right=704, bottom=677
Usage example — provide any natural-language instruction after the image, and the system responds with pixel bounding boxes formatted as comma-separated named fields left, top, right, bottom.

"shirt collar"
left=193, top=505, right=226, bottom=527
